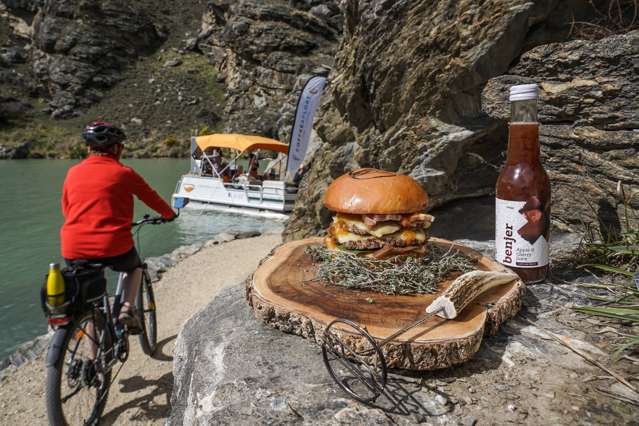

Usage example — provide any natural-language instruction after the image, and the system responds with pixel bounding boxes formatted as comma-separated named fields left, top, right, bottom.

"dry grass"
left=569, top=0, right=638, bottom=39
left=305, top=244, right=477, bottom=295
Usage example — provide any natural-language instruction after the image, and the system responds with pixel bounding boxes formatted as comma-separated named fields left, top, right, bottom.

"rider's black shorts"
left=64, top=247, right=142, bottom=273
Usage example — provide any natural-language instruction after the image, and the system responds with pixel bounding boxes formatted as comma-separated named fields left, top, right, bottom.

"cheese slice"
left=334, top=230, right=377, bottom=244
left=385, top=229, right=427, bottom=242
left=334, top=214, right=401, bottom=237
left=334, top=215, right=367, bottom=232
left=369, top=223, right=402, bottom=238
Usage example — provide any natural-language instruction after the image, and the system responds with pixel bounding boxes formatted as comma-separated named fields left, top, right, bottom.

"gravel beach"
left=0, top=233, right=281, bottom=425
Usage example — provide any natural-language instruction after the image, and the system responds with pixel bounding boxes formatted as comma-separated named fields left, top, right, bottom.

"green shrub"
left=162, top=135, right=178, bottom=147
left=67, top=143, right=88, bottom=159
left=576, top=181, right=639, bottom=359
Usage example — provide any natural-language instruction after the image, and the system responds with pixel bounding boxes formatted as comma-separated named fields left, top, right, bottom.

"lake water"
left=0, top=159, right=283, bottom=360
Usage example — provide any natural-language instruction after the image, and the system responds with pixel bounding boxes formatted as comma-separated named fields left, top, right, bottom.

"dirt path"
left=0, top=234, right=281, bottom=425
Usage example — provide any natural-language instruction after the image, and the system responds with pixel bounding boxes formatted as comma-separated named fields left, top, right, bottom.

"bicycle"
left=42, top=204, right=186, bottom=425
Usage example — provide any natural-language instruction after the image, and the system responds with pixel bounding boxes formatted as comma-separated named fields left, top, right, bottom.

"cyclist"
left=60, top=121, right=176, bottom=330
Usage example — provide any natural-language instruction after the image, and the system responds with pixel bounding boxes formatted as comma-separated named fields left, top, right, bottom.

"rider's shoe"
left=119, top=308, right=142, bottom=335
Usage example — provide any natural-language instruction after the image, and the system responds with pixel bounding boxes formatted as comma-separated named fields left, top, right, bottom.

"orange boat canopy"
left=195, top=134, right=289, bottom=155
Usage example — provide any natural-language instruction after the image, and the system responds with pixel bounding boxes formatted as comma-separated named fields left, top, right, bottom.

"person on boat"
left=247, top=152, right=258, bottom=173
left=200, top=149, right=214, bottom=176
left=293, top=163, right=306, bottom=185
left=225, top=164, right=234, bottom=185
left=60, top=121, right=176, bottom=329
left=263, top=152, right=282, bottom=180
left=210, top=149, right=228, bottom=179
left=245, top=153, right=260, bottom=181
left=228, top=164, right=243, bottom=182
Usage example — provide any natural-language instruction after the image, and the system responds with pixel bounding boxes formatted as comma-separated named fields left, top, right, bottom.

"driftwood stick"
left=520, top=317, right=638, bottom=394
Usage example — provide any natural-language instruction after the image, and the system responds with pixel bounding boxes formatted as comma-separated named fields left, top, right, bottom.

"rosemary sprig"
left=305, top=244, right=476, bottom=295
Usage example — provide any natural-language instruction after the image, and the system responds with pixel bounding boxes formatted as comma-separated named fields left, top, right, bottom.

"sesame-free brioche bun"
left=323, top=168, right=428, bottom=214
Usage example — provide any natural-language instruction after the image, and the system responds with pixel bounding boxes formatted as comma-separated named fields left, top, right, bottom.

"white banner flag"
left=190, top=136, right=199, bottom=173
left=285, top=75, right=327, bottom=179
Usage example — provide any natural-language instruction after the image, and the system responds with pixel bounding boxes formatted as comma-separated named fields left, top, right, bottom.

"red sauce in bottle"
left=495, top=85, right=550, bottom=283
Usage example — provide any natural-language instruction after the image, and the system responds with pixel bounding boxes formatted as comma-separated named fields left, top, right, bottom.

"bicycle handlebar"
left=132, top=216, right=166, bottom=227
left=132, top=209, right=179, bottom=227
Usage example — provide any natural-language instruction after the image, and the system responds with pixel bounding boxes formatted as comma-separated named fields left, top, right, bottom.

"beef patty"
left=340, top=239, right=385, bottom=250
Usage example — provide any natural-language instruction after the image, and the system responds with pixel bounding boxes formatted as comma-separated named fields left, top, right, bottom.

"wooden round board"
left=246, top=237, right=525, bottom=371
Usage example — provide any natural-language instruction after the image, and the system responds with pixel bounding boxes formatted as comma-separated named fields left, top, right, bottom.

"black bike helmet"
left=82, top=121, right=126, bottom=146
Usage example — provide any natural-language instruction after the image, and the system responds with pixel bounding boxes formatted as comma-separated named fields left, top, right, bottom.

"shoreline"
left=0, top=229, right=275, bottom=377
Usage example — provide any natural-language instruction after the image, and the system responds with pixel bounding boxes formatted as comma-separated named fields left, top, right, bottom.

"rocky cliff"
left=483, top=30, right=639, bottom=228
left=0, top=0, right=213, bottom=157
left=0, top=0, right=340, bottom=157
left=31, top=0, right=165, bottom=119
left=2, top=0, right=637, bottom=229
left=196, top=0, right=340, bottom=141
left=284, top=0, right=639, bottom=238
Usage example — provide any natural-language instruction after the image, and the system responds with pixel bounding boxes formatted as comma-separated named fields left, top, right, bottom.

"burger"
left=323, top=168, right=434, bottom=258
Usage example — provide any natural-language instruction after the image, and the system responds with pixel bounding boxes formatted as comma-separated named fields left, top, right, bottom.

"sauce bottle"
left=495, top=84, right=550, bottom=283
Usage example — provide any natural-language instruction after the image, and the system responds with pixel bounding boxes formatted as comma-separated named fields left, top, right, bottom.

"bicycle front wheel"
left=46, top=311, right=112, bottom=426
left=137, top=270, right=157, bottom=356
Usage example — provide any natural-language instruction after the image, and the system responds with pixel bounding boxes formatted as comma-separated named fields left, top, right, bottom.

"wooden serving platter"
left=246, top=237, right=525, bottom=371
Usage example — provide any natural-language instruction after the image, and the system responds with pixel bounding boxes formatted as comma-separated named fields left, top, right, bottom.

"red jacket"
left=61, top=155, right=175, bottom=259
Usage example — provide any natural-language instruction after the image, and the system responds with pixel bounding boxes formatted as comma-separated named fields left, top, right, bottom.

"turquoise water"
left=0, top=159, right=283, bottom=360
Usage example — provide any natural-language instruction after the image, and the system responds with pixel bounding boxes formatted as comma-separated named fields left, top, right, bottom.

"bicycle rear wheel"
left=136, top=270, right=157, bottom=356
left=46, top=311, right=112, bottom=426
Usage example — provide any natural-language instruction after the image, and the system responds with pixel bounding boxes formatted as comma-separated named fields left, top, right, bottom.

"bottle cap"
left=509, top=84, right=538, bottom=102
left=49, top=262, right=60, bottom=269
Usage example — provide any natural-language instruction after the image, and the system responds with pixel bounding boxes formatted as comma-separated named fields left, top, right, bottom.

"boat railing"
left=222, top=180, right=297, bottom=200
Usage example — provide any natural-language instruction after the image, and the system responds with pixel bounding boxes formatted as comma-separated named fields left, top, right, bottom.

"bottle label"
left=495, top=197, right=549, bottom=268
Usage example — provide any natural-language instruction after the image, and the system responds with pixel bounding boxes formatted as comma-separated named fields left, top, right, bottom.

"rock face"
left=283, top=0, right=562, bottom=239
left=0, top=96, right=30, bottom=122
left=283, top=0, right=638, bottom=239
left=0, top=0, right=227, bottom=157
left=30, top=0, right=165, bottom=118
left=196, top=0, right=340, bottom=140
left=0, top=332, right=49, bottom=377
left=170, top=283, right=451, bottom=425
left=0, top=139, right=31, bottom=158
left=0, top=1, right=38, bottom=122
left=1, top=0, right=339, bottom=157
left=482, top=30, right=639, bottom=228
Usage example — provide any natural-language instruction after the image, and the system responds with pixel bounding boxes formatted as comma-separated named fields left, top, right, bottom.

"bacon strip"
left=400, top=213, right=435, bottom=228
left=363, top=214, right=403, bottom=227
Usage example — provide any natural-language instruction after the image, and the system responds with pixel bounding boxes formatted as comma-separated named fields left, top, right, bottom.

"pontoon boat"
left=172, top=134, right=298, bottom=218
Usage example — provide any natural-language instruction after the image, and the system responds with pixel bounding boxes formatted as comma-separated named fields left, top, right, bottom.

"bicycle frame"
left=102, top=268, right=148, bottom=363
left=45, top=205, right=185, bottom=425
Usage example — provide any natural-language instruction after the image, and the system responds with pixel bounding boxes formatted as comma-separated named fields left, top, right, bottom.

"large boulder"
left=283, top=0, right=565, bottom=240
left=196, top=0, right=340, bottom=139
left=482, top=30, right=639, bottom=229
left=170, top=231, right=636, bottom=425
left=30, top=0, right=165, bottom=118
left=0, top=96, right=30, bottom=121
